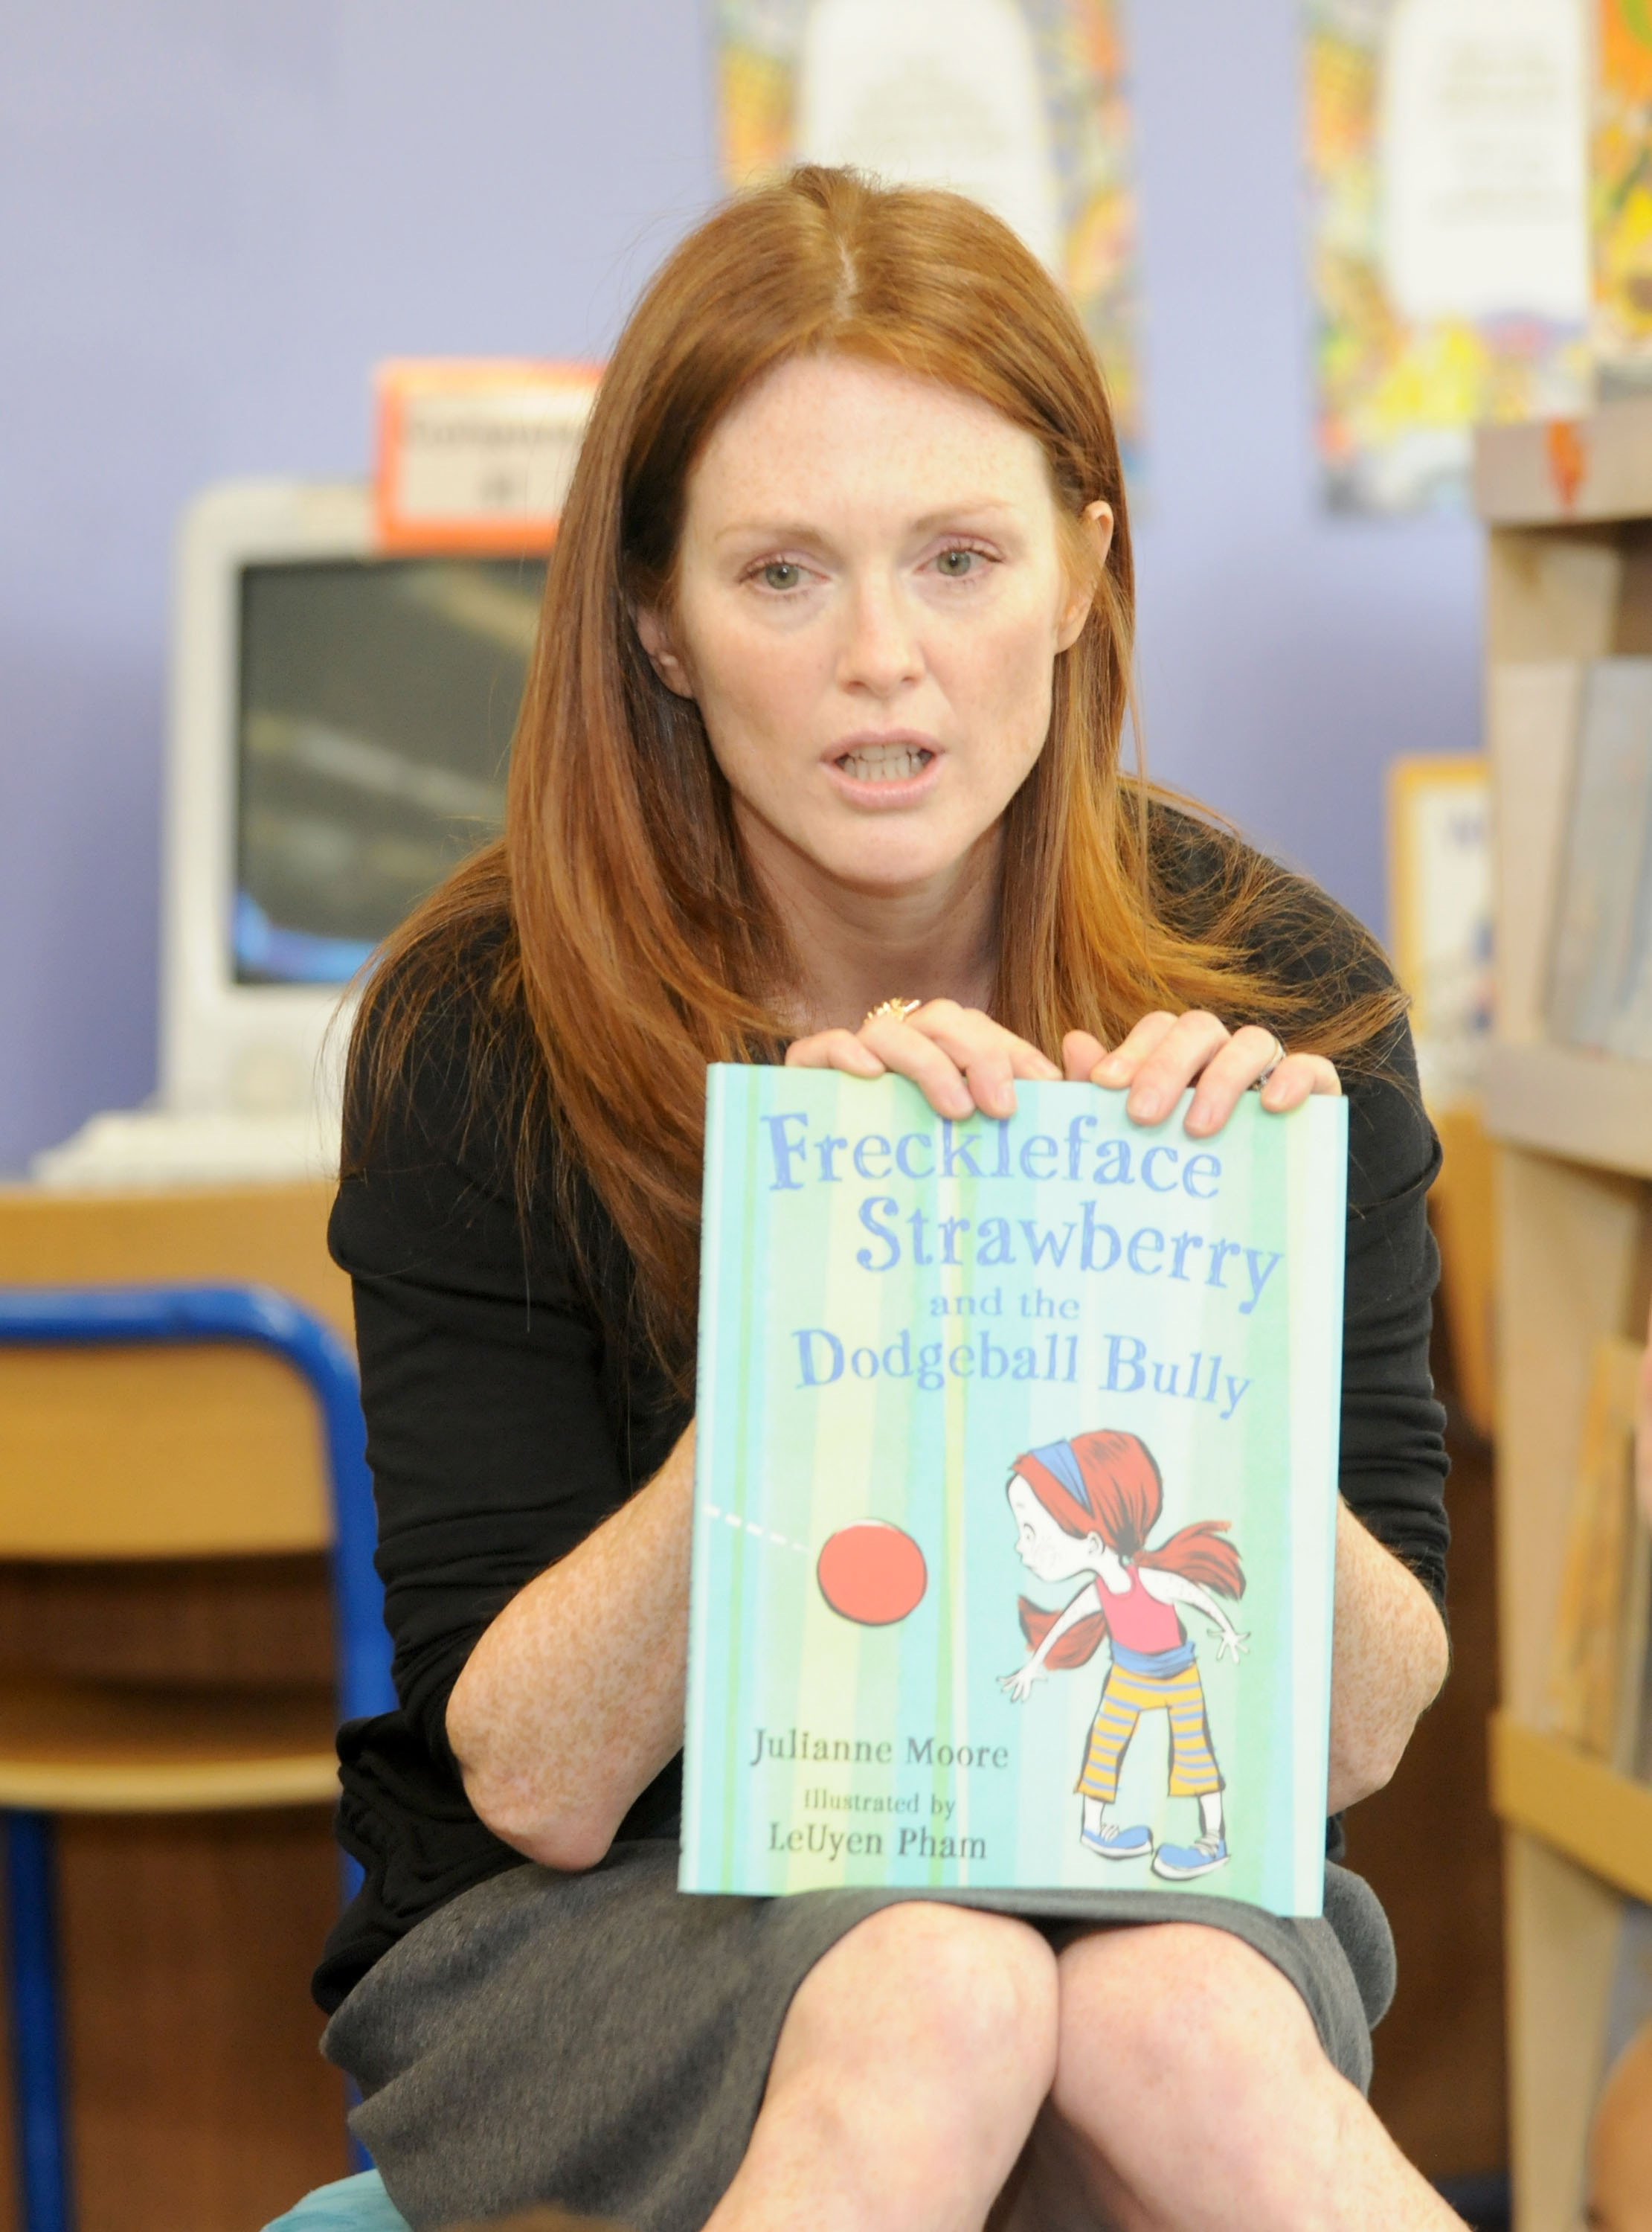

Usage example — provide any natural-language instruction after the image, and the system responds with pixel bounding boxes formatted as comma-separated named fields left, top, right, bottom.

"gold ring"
left=863, top=998, right=922, bottom=1027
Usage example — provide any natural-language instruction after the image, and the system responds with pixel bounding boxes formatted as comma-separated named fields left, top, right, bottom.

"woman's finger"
left=855, top=1012, right=977, bottom=1119
left=1002, top=1037, right=1065, bottom=1079
left=1256, top=1051, right=1342, bottom=1113
left=1062, top=1030, right=1108, bottom=1082
left=903, top=1001, right=1060, bottom=1120
left=1113, top=1010, right=1234, bottom=1128
left=784, top=1028, right=885, bottom=1079
left=1183, top=1023, right=1293, bottom=1138
left=1088, top=1012, right=1181, bottom=1094
left=787, top=1005, right=1063, bottom=1122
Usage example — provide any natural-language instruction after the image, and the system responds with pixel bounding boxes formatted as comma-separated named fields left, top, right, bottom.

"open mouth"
left=835, top=743, right=935, bottom=783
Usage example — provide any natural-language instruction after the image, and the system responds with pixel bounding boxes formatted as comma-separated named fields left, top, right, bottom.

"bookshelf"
left=1491, top=1716, right=1652, bottom=1908
left=1476, top=402, right=1652, bottom=2232
left=1483, top=1047, right=1652, bottom=1181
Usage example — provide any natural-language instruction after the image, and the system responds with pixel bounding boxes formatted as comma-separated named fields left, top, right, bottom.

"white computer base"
left=30, top=1106, right=340, bottom=1191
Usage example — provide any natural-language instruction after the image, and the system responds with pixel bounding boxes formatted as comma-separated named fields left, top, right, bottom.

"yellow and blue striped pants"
left=1076, top=1656, right=1223, bottom=1802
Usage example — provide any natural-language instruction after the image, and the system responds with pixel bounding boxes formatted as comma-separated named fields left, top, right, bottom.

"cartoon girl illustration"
left=999, top=1429, right=1248, bottom=1880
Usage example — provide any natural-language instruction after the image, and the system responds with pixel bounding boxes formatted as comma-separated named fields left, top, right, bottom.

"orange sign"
left=1546, top=418, right=1587, bottom=511
left=374, top=359, right=602, bottom=552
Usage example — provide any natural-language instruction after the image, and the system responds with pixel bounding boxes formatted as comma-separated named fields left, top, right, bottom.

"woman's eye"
left=758, top=560, right=804, bottom=591
left=936, top=548, right=980, bottom=578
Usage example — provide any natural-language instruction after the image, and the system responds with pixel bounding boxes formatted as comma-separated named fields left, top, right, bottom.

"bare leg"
left=707, top=1903, right=1059, bottom=2232
left=1001, top=1924, right=1465, bottom=2232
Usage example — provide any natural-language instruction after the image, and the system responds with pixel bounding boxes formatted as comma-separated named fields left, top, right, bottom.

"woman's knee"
left=1038, top=1926, right=1447, bottom=2232
left=784, top=1902, right=1061, bottom=2098
left=728, top=1910, right=1059, bottom=2228
left=1052, top=1922, right=1334, bottom=2141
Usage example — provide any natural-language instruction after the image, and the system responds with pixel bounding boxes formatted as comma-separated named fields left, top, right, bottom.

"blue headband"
left=1026, top=1437, right=1085, bottom=1504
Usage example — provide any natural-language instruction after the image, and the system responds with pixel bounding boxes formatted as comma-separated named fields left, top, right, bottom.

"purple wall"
left=1127, top=0, right=1482, bottom=917
left=0, top=0, right=1481, bottom=1172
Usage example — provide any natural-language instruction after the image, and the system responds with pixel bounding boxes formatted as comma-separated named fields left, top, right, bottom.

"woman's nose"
left=837, top=572, right=924, bottom=697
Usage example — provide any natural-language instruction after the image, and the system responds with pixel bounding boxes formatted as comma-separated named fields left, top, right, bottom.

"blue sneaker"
left=1081, top=1821, right=1152, bottom=1860
left=1151, top=1835, right=1228, bottom=1880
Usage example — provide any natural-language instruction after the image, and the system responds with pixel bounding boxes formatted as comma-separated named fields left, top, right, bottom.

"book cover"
left=1603, top=1902, right=1652, bottom=2083
left=1485, top=659, right=1582, bottom=1045
left=1546, top=659, right=1652, bottom=1051
left=681, top=1068, right=1348, bottom=1917
left=1607, top=830, right=1652, bottom=1061
left=1545, top=1335, right=1649, bottom=1766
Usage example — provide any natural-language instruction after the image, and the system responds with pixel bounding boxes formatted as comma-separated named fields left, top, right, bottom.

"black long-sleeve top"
left=312, top=815, right=1450, bottom=2015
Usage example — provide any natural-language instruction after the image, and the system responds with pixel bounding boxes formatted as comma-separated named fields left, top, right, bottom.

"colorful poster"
left=682, top=1068, right=1347, bottom=1914
left=1593, top=0, right=1652, bottom=391
left=713, top=0, right=1143, bottom=479
left=1305, top=0, right=1592, bottom=512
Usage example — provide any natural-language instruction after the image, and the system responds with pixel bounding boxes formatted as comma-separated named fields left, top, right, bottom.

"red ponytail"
left=1016, top=1597, right=1111, bottom=1668
left=1137, top=1519, right=1244, bottom=1600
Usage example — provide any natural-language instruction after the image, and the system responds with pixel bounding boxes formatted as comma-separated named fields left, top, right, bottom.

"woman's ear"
left=1055, top=499, right=1115, bottom=653
left=634, top=605, right=697, bottom=699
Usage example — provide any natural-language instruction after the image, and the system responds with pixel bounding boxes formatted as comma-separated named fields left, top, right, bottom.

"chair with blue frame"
left=0, top=1283, right=397, bottom=2232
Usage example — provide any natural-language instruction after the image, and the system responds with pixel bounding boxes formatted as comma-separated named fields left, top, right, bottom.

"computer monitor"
left=33, top=480, right=548, bottom=1186
left=167, top=475, right=546, bottom=1106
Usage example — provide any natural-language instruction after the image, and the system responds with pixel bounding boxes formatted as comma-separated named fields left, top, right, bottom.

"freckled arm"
left=446, top=1422, right=697, bottom=1871
left=1326, top=1497, right=1447, bottom=1812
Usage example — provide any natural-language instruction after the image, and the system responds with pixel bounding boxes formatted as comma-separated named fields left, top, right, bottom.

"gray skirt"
left=323, top=1842, right=1395, bottom=2232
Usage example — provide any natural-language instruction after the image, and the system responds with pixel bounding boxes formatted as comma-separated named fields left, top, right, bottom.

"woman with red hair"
left=1003, top=1431, right=1249, bottom=1879
left=316, top=168, right=1458, bottom=2229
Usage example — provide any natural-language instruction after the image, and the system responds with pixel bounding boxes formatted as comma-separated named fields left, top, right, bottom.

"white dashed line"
left=704, top=1504, right=811, bottom=1555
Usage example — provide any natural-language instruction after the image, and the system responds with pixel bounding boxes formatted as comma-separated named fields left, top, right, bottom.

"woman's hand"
left=785, top=1000, right=1061, bottom=1119
left=784, top=1001, right=1339, bottom=1138
left=1062, top=1013, right=1341, bottom=1140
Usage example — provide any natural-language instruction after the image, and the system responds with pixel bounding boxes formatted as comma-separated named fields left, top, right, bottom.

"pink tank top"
left=1100, top=1565, right=1185, bottom=1654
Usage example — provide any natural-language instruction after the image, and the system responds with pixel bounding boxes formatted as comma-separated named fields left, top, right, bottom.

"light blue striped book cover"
left=681, top=1068, right=1346, bottom=1915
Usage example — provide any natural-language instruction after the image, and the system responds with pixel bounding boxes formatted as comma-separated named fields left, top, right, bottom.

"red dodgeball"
left=816, top=1521, right=928, bottom=1626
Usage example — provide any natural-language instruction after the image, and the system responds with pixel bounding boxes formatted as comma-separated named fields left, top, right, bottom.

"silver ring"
left=1253, top=1033, right=1287, bottom=1088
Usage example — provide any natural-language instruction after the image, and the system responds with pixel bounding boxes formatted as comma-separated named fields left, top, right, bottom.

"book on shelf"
left=1546, top=1335, right=1651, bottom=1775
left=1615, top=837, right=1652, bottom=1060
left=1588, top=1899, right=1652, bottom=2226
left=1603, top=1900, right=1652, bottom=2079
left=681, top=1066, right=1347, bottom=1914
left=1487, top=659, right=1583, bottom=1046
left=1545, top=658, right=1652, bottom=1061
left=1384, top=754, right=1491, bottom=1111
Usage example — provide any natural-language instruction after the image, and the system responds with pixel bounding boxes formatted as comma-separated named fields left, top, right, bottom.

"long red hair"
left=1013, top=1429, right=1244, bottom=1669
left=349, top=167, right=1406, bottom=1381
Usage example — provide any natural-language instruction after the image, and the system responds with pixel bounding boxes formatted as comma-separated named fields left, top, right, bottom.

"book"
left=1546, top=660, right=1652, bottom=1052
left=1590, top=1899, right=1652, bottom=2232
left=1602, top=1902, right=1652, bottom=2091
left=1545, top=1335, right=1649, bottom=1766
left=681, top=1067, right=1349, bottom=1916
left=1384, top=754, right=1491, bottom=1112
left=1607, top=827, right=1652, bottom=1060
left=1486, top=658, right=1581, bottom=1045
